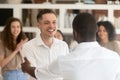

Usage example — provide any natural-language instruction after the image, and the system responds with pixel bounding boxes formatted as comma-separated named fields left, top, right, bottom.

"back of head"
left=72, top=13, right=97, bottom=43
left=37, top=9, right=57, bottom=22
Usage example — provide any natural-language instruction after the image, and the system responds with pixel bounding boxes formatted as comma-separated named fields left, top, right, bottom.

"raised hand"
left=15, top=38, right=28, bottom=53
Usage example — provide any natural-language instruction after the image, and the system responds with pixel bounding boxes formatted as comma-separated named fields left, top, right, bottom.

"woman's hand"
left=15, top=38, right=28, bottom=53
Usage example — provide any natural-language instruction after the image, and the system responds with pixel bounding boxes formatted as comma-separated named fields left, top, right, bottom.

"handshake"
left=21, top=58, right=36, bottom=78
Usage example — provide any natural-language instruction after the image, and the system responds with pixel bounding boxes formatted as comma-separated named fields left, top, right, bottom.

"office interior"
left=0, top=0, right=120, bottom=46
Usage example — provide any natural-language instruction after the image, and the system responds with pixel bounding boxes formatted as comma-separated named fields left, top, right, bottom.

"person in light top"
left=21, top=9, right=69, bottom=80
left=96, top=21, right=120, bottom=56
left=0, top=17, right=28, bottom=80
left=22, top=13, right=120, bottom=80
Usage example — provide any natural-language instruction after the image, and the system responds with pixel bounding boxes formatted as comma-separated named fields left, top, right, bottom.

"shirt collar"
left=76, top=41, right=100, bottom=49
left=35, top=36, right=59, bottom=47
left=35, top=36, right=44, bottom=46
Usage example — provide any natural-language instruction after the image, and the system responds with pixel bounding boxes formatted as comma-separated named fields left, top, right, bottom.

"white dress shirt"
left=22, top=36, right=69, bottom=80
left=35, top=42, right=120, bottom=80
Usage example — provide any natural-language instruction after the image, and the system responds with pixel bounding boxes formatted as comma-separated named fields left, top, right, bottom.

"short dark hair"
left=97, top=21, right=115, bottom=41
left=72, top=13, right=97, bottom=42
left=37, top=9, right=57, bottom=22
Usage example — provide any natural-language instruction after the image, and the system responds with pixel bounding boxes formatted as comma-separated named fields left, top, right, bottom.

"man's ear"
left=73, top=30, right=78, bottom=40
left=36, top=22, right=40, bottom=28
left=73, top=30, right=80, bottom=43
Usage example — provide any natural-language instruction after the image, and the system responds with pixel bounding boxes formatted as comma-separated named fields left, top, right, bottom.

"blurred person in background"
left=96, top=21, right=120, bottom=55
left=54, top=29, right=65, bottom=41
left=69, top=39, right=78, bottom=52
left=0, top=17, right=28, bottom=80
left=54, top=29, right=78, bottom=52
left=21, top=12, right=120, bottom=80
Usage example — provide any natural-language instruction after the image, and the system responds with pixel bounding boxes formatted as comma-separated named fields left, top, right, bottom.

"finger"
left=24, top=57, right=30, bottom=64
left=25, top=38, right=28, bottom=41
left=23, top=38, right=28, bottom=43
left=24, top=57, right=27, bottom=61
left=20, top=38, right=28, bottom=43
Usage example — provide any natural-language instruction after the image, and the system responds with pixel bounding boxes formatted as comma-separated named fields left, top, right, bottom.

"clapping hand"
left=15, top=38, right=28, bottom=52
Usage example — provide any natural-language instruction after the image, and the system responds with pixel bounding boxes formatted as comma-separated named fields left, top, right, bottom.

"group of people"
left=0, top=9, right=69, bottom=80
left=0, top=9, right=120, bottom=80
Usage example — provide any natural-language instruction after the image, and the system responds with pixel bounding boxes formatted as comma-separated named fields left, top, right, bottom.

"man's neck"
left=41, top=34, right=53, bottom=48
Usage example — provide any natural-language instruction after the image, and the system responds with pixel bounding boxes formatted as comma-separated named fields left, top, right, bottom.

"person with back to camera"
left=21, top=12, right=120, bottom=80
left=21, top=9, right=69, bottom=80
left=96, top=21, right=120, bottom=55
left=54, top=29, right=78, bottom=52
left=0, top=17, right=28, bottom=80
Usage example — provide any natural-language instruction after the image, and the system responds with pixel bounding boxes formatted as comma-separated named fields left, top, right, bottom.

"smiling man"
left=22, top=12, right=120, bottom=80
left=21, top=9, right=69, bottom=80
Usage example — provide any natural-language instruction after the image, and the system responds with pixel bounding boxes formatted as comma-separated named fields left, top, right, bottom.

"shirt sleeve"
left=115, top=56, right=120, bottom=80
left=35, top=59, right=62, bottom=80
left=115, top=65, right=120, bottom=80
left=21, top=44, right=37, bottom=67
left=116, top=72, right=120, bottom=80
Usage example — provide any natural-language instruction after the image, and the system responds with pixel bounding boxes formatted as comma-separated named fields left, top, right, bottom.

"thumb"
left=24, top=38, right=28, bottom=42
left=24, top=57, right=30, bottom=64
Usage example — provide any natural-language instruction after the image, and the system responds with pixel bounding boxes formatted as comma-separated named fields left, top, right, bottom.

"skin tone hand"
left=15, top=38, right=28, bottom=53
left=21, top=57, right=36, bottom=78
left=0, top=38, right=28, bottom=68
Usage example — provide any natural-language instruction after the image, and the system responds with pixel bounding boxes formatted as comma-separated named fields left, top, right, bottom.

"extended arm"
left=21, top=58, right=36, bottom=78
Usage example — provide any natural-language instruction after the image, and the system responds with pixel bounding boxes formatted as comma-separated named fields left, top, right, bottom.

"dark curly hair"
left=96, top=21, right=116, bottom=42
left=37, top=9, right=57, bottom=22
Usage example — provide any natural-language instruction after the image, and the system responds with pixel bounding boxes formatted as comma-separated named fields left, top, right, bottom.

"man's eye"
left=53, top=22, right=56, bottom=24
left=44, top=22, right=49, bottom=24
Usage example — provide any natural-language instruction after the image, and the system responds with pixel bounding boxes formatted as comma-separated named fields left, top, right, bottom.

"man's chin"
left=48, top=35, right=54, bottom=38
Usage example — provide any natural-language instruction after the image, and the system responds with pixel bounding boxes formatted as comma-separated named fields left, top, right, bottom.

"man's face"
left=38, top=13, right=57, bottom=38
